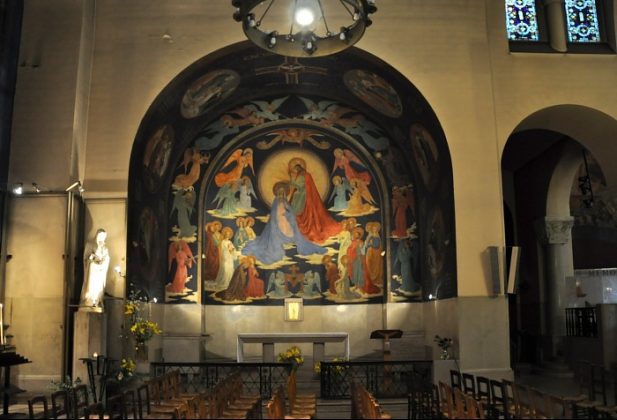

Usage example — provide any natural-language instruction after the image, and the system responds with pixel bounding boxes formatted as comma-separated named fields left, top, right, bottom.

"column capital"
left=534, top=217, right=574, bottom=245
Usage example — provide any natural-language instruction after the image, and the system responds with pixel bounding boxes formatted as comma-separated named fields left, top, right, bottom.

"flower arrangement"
left=124, top=288, right=162, bottom=347
left=434, top=335, right=454, bottom=360
left=277, top=345, right=304, bottom=371
left=314, top=357, right=349, bottom=374
left=117, top=358, right=136, bottom=381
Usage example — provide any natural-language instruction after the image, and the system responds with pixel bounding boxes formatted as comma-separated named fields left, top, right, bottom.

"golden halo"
left=258, top=148, right=330, bottom=208
left=288, top=157, right=307, bottom=172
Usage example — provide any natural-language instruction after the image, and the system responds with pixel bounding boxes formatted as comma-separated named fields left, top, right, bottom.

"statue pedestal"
left=72, top=309, right=107, bottom=383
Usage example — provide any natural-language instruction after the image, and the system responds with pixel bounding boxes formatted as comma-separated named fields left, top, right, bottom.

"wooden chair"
left=73, top=384, right=90, bottom=419
left=106, top=393, right=126, bottom=420
left=83, top=402, right=105, bottom=420
left=137, top=382, right=176, bottom=419
left=512, top=382, right=533, bottom=419
left=476, top=376, right=491, bottom=405
left=450, top=370, right=462, bottom=391
left=465, top=393, right=485, bottom=419
left=546, top=394, right=572, bottom=419
left=595, top=368, right=617, bottom=419
left=28, top=395, right=49, bottom=419
left=123, top=390, right=138, bottom=420
left=528, top=388, right=549, bottom=419
left=438, top=381, right=454, bottom=419
left=50, top=389, right=70, bottom=419
left=573, top=363, right=607, bottom=418
left=453, top=388, right=467, bottom=419
left=173, top=402, right=190, bottom=419
left=267, top=386, right=310, bottom=419
left=287, top=372, right=316, bottom=417
left=462, top=372, right=477, bottom=398
left=489, top=378, right=511, bottom=419
left=502, top=379, right=517, bottom=418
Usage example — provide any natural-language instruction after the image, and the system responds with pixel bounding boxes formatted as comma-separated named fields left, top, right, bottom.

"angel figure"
left=266, top=271, right=291, bottom=298
left=213, top=181, right=240, bottom=216
left=214, top=148, right=254, bottom=187
left=302, top=270, right=322, bottom=298
left=299, top=97, right=337, bottom=120
left=166, top=239, right=194, bottom=294
left=194, top=118, right=240, bottom=151
left=392, top=185, right=416, bottom=237
left=238, top=176, right=257, bottom=211
left=332, top=148, right=372, bottom=185
left=173, top=149, right=210, bottom=189
left=346, top=179, right=376, bottom=216
left=329, top=176, right=352, bottom=211
left=246, top=96, right=289, bottom=121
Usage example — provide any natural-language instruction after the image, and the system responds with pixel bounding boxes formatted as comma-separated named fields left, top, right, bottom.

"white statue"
left=80, top=229, right=110, bottom=310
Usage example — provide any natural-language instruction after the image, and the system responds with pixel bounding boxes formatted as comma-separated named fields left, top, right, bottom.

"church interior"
left=0, top=0, right=616, bottom=418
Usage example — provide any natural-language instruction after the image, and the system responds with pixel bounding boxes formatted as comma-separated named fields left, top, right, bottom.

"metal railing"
left=151, top=362, right=292, bottom=399
left=565, top=307, right=598, bottom=337
left=319, top=360, right=433, bottom=399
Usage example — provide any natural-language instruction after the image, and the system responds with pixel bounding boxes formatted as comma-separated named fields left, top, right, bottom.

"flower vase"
left=440, top=349, right=450, bottom=360
left=135, top=342, right=150, bottom=375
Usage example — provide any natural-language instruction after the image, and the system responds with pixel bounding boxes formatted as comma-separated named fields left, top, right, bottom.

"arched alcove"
left=502, top=104, right=617, bottom=365
left=126, top=42, right=456, bottom=328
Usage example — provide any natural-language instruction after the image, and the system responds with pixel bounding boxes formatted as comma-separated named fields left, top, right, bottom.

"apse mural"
left=200, top=119, right=386, bottom=305
left=127, top=42, right=457, bottom=305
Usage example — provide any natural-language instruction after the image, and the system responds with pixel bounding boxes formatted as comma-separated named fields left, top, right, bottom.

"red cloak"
left=296, top=172, right=342, bottom=243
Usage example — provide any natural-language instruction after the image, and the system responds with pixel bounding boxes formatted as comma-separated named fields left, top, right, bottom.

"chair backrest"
left=136, top=383, right=151, bottom=418
left=123, top=390, right=137, bottom=420
left=547, top=394, right=570, bottom=419
left=28, top=395, right=49, bottom=419
left=106, top=393, right=126, bottom=420
left=174, top=402, right=190, bottom=419
left=512, top=382, right=531, bottom=418
left=462, top=373, right=476, bottom=397
left=590, top=364, right=608, bottom=405
left=453, top=388, right=467, bottom=419
left=50, top=389, right=69, bottom=419
left=528, top=387, right=549, bottom=418
left=476, top=376, right=491, bottom=402
left=466, top=393, right=485, bottom=419
left=438, top=381, right=454, bottom=419
left=72, top=384, right=90, bottom=418
left=489, top=378, right=510, bottom=420
left=450, top=369, right=462, bottom=391
left=84, top=402, right=105, bottom=420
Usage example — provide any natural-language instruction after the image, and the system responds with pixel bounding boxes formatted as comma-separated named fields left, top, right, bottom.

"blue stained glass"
left=565, top=0, right=601, bottom=42
left=505, top=0, right=540, bottom=41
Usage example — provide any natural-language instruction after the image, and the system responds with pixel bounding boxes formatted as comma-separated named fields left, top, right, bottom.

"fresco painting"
left=343, top=70, right=403, bottom=118
left=180, top=69, right=240, bottom=119
left=201, top=126, right=388, bottom=305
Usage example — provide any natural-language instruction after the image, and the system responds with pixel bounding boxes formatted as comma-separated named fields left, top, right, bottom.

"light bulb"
left=12, top=183, right=23, bottom=195
left=295, top=8, right=315, bottom=26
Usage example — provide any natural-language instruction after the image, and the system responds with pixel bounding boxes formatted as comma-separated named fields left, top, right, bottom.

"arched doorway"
left=502, top=105, right=617, bottom=367
left=125, top=41, right=456, bottom=360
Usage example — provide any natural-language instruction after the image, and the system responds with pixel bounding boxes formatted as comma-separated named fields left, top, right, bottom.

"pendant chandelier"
left=232, top=0, right=377, bottom=57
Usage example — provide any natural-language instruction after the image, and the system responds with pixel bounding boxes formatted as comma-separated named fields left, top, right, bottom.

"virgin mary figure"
left=242, top=182, right=325, bottom=265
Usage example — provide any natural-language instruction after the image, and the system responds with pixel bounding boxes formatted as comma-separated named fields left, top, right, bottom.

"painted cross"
left=255, top=56, right=328, bottom=85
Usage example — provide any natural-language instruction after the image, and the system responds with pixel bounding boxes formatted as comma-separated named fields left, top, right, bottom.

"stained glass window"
left=565, top=0, right=601, bottom=43
left=505, top=0, right=540, bottom=41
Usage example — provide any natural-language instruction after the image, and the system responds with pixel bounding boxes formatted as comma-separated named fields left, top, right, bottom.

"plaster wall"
left=9, top=0, right=617, bottom=377
left=3, top=196, right=66, bottom=390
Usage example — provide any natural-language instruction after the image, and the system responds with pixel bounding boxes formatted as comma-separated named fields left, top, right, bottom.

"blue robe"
left=394, top=239, right=419, bottom=292
left=242, top=197, right=325, bottom=265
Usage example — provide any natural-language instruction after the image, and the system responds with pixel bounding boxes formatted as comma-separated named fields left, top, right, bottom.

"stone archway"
left=502, top=105, right=617, bottom=364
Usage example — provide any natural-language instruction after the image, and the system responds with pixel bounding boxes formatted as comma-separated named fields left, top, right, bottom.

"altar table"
left=236, top=332, right=350, bottom=363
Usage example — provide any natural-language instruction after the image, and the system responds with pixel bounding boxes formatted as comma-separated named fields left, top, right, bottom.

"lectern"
left=370, top=329, right=403, bottom=361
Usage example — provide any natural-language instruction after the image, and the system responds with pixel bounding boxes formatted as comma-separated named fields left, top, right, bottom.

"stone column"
left=535, top=216, right=574, bottom=358
left=544, top=0, right=568, bottom=52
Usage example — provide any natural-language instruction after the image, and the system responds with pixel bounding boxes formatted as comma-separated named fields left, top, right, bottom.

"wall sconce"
left=284, top=298, right=303, bottom=322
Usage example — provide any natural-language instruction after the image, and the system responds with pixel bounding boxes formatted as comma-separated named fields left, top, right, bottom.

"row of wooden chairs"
left=351, top=381, right=392, bottom=419
left=28, top=383, right=99, bottom=419
left=266, top=386, right=310, bottom=419
left=448, top=370, right=572, bottom=419
left=206, top=371, right=262, bottom=419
